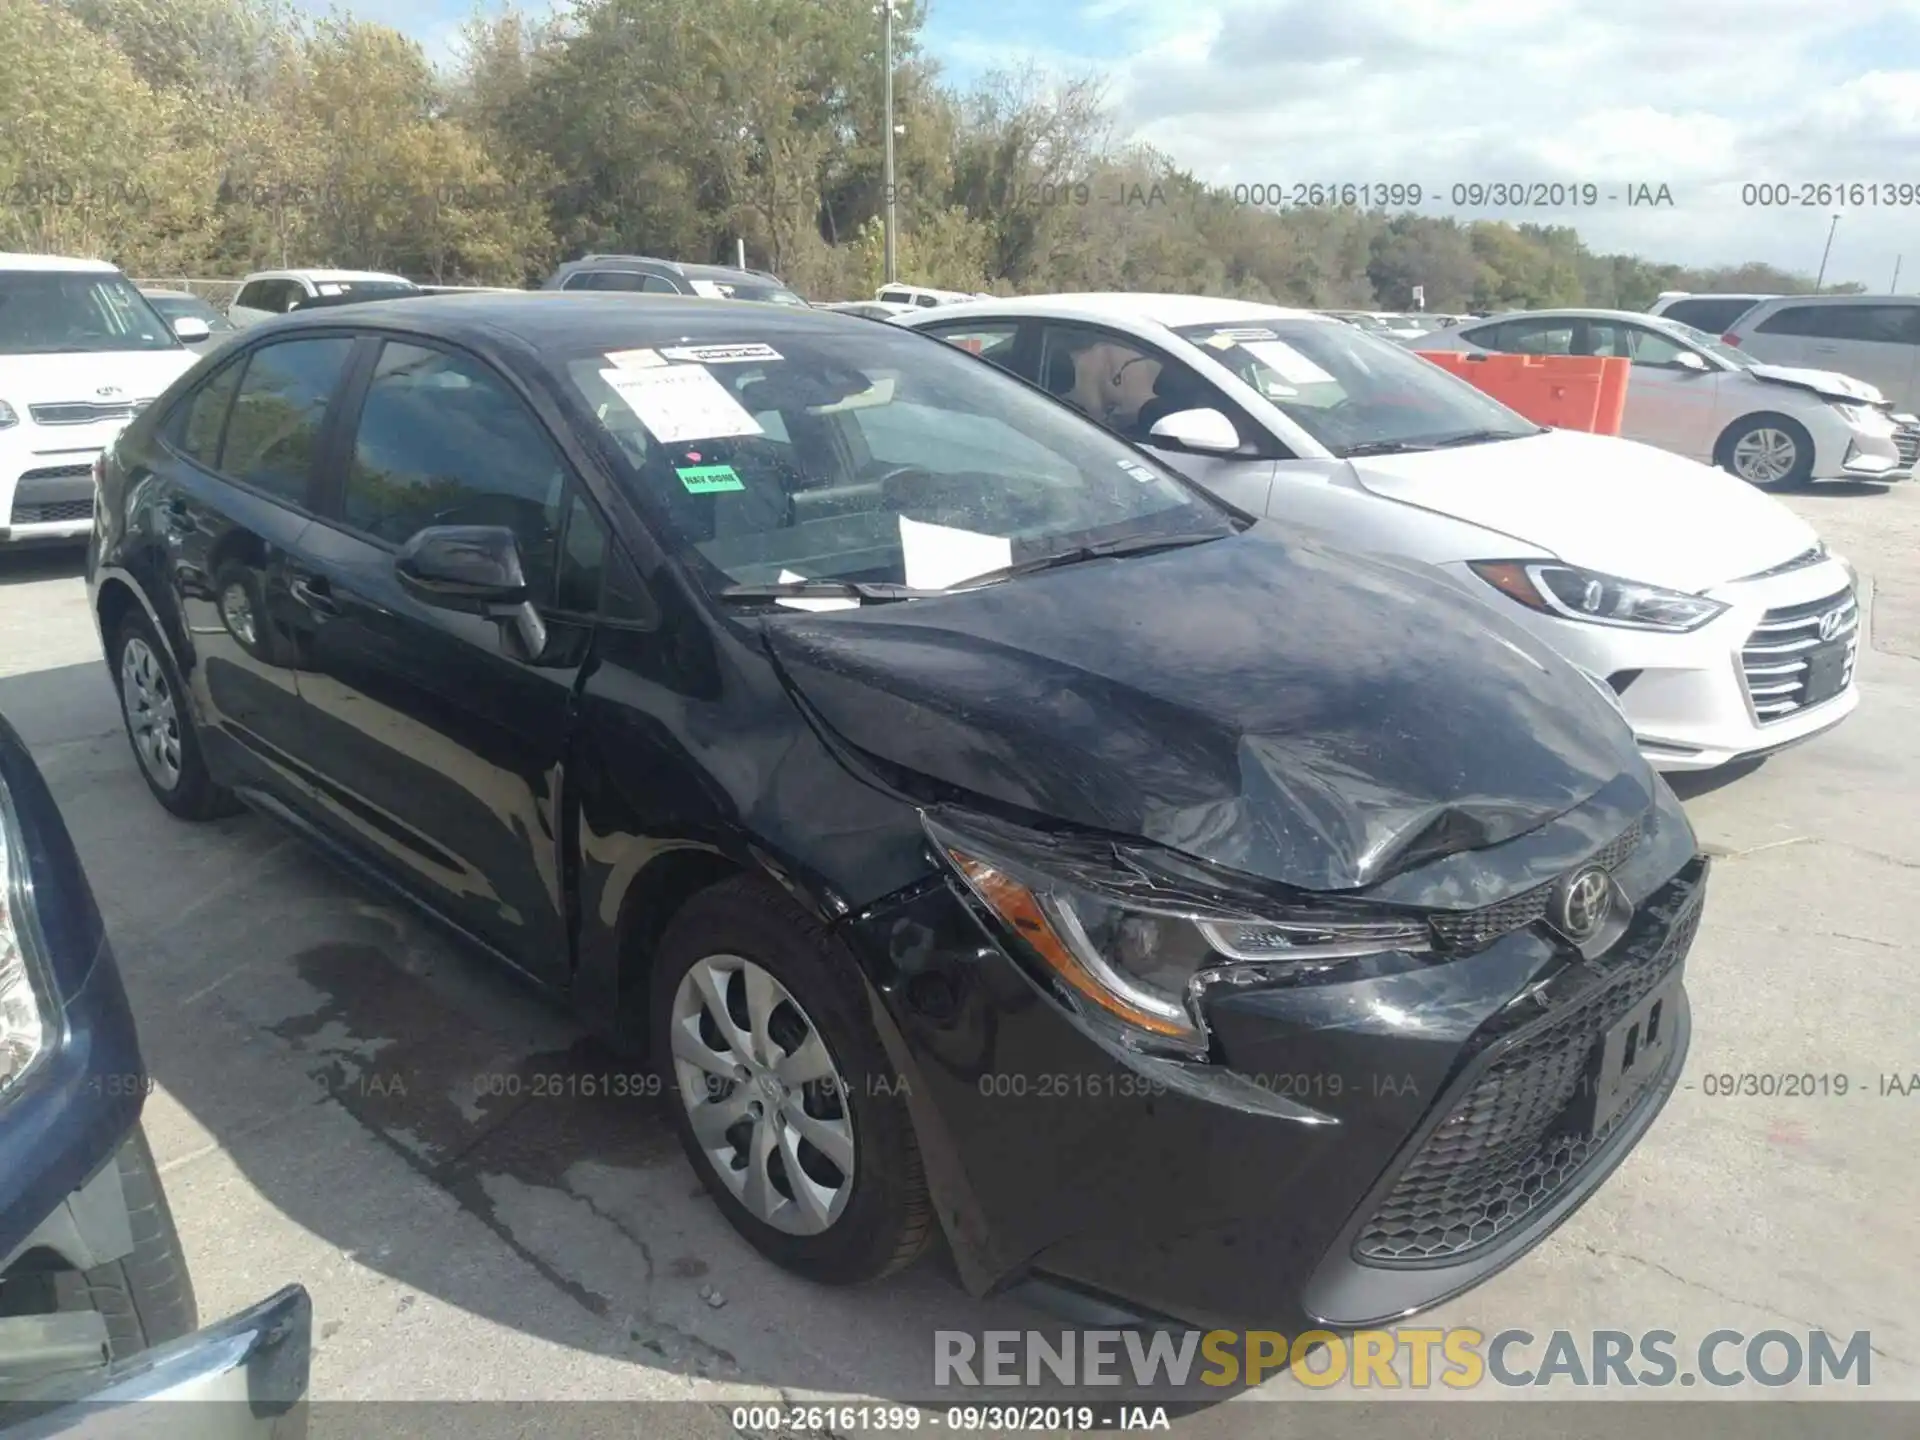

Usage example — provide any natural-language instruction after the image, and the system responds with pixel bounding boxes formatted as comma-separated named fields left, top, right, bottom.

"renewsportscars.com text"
left=934, top=1327, right=1874, bottom=1392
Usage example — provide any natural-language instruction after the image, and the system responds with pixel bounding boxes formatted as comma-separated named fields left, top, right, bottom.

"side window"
left=915, top=295, right=941, bottom=308
left=640, top=274, right=680, bottom=294
left=172, top=358, right=244, bottom=467
left=580, top=271, right=649, bottom=292
left=220, top=337, right=354, bottom=504
left=1755, top=306, right=1817, bottom=337
left=1620, top=326, right=1691, bottom=367
left=1498, top=319, right=1575, bottom=355
left=1807, top=305, right=1920, bottom=343
left=921, top=322, right=1023, bottom=375
left=560, top=271, right=595, bottom=291
left=1459, top=324, right=1507, bottom=349
left=1034, top=324, right=1235, bottom=444
left=878, top=289, right=911, bottom=304
left=264, top=281, right=300, bottom=313
left=554, top=491, right=609, bottom=614
left=233, top=281, right=267, bottom=310
left=343, top=341, right=567, bottom=597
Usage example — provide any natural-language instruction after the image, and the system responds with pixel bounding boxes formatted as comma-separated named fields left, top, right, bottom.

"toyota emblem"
left=1818, top=608, right=1845, bottom=643
left=1552, top=866, right=1612, bottom=942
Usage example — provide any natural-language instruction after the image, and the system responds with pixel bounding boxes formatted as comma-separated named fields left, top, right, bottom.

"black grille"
left=1357, top=881, right=1703, bottom=1265
left=1740, top=587, right=1858, bottom=722
left=1737, top=546, right=1824, bottom=582
left=9, top=498, right=94, bottom=525
left=18, top=464, right=93, bottom=483
left=1427, top=819, right=1643, bottom=955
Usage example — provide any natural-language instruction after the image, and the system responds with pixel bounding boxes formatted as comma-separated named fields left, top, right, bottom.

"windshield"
left=1663, top=318, right=1755, bottom=368
left=145, top=293, right=233, bottom=330
left=687, top=278, right=809, bottom=306
left=1172, top=319, right=1541, bottom=456
left=561, top=325, right=1235, bottom=597
left=0, top=270, right=180, bottom=355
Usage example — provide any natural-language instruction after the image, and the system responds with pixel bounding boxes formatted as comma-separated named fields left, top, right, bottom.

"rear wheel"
left=1718, top=414, right=1815, bottom=490
left=651, top=876, right=933, bottom=1285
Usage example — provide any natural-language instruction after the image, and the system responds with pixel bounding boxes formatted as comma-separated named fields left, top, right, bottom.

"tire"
left=651, top=875, right=933, bottom=1285
left=111, top=607, right=242, bottom=821
left=1717, top=414, right=1815, bottom=490
left=51, top=1124, right=199, bottom=1359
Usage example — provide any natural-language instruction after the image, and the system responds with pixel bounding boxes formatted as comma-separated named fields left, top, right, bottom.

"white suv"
left=227, top=269, right=419, bottom=327
left=1, top=254, right=203, bottom=548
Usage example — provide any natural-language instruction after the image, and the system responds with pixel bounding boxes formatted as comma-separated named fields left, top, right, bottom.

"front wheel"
left=112, top=609, right=241, bottom=820
left=651, top=876, right=934, bottom=1285
left=1718, top=414, right=1815, bottom=490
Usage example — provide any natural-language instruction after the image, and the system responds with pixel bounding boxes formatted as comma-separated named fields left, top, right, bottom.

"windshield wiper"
left=949, top=531, right=1227, bottom=591
left=1339, top=439, right=1437, bottom=457
left=719, top=579, right=940, bottom=605
left=1429, top=427, right=1538, bottom=448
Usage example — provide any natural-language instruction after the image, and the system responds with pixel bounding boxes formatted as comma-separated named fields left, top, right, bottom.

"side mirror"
left=1672, top=350, right=1710, bottom=373
left=1147, top=407, right=1241, bottom=454
left=172, top=316, right=212, bottom=343
left=396, top=525, right=547, bottom=659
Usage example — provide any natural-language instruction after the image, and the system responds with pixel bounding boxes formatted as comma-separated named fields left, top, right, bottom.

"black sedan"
left=85, top=293, right=1706, bottom=1332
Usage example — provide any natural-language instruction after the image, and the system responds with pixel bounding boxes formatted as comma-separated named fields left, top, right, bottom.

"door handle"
left=289, top=576, right=340, bottom=616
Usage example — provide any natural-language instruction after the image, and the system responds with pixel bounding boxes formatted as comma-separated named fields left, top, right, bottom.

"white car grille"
left=1740, top=587, right=1860, bottom=722
left=1893, top=419, right=1920, bottom=470
left=27, top=399, right=147, bottom=426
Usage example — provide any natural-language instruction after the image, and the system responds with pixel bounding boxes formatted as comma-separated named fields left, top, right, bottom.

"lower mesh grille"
left=1356, top=880, right=1703, bottom=1265
left=9, top=498, right=94, bottom=525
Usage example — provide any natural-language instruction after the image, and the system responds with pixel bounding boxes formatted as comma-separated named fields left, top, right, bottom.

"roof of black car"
left=265, top=292, right=869, bottom=352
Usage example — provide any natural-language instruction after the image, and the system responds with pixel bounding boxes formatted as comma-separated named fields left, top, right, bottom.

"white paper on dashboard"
left=598, top=366, right=763, bottom=443
left=688, top=279, right=727, bottom=298
left=773, top=568, right=859, bottom=612
left=898, top=516, right=1012, bottom=590
left=1241, top=340, right=1336, bottom=385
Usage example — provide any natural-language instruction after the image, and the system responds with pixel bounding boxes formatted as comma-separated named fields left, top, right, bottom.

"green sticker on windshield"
left=676, top=464, right=745, bottom=494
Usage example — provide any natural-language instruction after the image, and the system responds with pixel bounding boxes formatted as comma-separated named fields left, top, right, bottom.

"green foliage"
left=8, top=0, right=1838, bottom=304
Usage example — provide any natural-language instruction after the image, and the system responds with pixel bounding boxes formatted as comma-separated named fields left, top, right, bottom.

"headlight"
left=0, top=777, right=55, bottom=1097
left=1470, top=560, right=1727, bottom=633
left=0, top=399, right=18, bottom=430
left=925, top=813, right=1430, bottom=1051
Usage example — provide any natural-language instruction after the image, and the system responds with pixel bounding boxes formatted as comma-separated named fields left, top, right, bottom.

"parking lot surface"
left=2, top=479, right=1917, bottom=1431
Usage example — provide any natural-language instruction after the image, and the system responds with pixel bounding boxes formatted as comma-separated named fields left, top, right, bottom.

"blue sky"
left=326, top=0, right=1920, bottom=288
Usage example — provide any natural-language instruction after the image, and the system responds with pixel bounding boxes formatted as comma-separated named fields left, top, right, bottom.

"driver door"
left=280, top=335, right=591, bottom=983
left=1594, top=321, right=1726, bottom=461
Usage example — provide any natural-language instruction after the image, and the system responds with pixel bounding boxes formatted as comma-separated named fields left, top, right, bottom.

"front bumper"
left=844, top=788, right=1706, bottom=1332
left=1, top=1284, right=310, bottom=1438
left=0, top=425, right=114, bottom=548
left=1450, top=557, right=1861, bottom=772
left=1815, top=418, right=1905, bottom=480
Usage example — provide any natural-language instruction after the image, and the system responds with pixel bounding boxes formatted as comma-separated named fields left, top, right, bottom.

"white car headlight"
left=0, top=399, right=18, bottom=430
left=1470, top=560, right=1728, bottom=633
left=0, top=777, right=55, bottom=1097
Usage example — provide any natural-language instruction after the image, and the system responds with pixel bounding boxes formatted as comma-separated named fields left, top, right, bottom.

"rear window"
left=1662, top=297, right=1763, bottom=333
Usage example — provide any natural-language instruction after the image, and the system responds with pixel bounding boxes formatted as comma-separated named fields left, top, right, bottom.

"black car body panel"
left=85, top=295, right=1707, bottom=1329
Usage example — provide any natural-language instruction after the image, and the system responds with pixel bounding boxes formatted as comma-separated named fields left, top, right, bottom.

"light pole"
left=879, top=0, right=900, bottom=285
left=1814, top=213, right=1840, bottom=291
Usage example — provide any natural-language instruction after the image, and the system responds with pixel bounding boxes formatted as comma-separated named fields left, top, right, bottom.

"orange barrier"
left=1415, top=351, right=1629, bottom=435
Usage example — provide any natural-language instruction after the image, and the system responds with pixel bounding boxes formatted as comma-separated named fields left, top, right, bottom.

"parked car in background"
left=227, top=269, right=419, bottom=328
left=874, top=283, right=985, bottom=308
left=1722, top=294, right=1920, bottom=415
left=89, top=292, right=1706, bottom=1335
left=818, top=300, right=917, bottom=321
left=903, top=292, right=1862, bottom=772
left=137, top=289, right=235, bottom=352
left=1417, top=309, right=1916, bottom=487
left=1648, top=292, right=1775, bottom=334
left=543, top=255, right=808, bottom=305
left=2, top=254, right=202, bottom=549
left=0, top=708, right=311, bottom=1429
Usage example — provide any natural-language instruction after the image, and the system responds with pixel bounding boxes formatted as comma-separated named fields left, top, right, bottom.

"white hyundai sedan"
left=896, top=293, right=1861, bottom=772
left=1416, top=308, right=1915, bottom=488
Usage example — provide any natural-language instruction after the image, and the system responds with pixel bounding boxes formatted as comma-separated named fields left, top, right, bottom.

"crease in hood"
left=759, top=526, right=1645, bottom=893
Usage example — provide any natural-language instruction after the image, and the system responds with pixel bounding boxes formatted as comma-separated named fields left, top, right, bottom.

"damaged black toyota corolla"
left=88, top=295, right=1706, bottom=1332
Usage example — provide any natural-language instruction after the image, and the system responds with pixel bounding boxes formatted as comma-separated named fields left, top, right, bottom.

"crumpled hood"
left=1747, top=363, right=1883, bottom=404
left=763, top=527, right=1645, bottom=893
left=1346, top=428, right=1821, bottom=591
left=0, top=349, right=197, bottom=410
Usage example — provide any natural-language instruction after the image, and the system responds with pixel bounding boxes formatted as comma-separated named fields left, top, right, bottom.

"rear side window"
left=568, top=271, right=652, bottom=292
left=1785, top=305, right=1920, bottom=343
left=1660, top=297, right=1759, bottom=332
left=921, top=322, right=1022, bottom=373
left=220, top=337, right=354, bottom=504
left=173, top=359, right=244, bottom=467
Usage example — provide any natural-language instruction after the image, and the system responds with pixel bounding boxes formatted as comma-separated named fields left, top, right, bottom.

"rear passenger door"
left=147, top=334, right=356, bottom=801
left=282, top=335, right=596, bottom=983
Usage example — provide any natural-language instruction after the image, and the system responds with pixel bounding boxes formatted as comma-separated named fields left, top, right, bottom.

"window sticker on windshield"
left=599, top=366, right=764, bottom=443
left=317, top=283, right=344, bottom=296
left=660, top=343, right=783, bottom=364
left=1204, top=327, right=1278, bottom=348
left=605, top=347, right=666, bottom=369
left=1118, top=459, right=1158, bottom=483
left=675, top=463, right=746, bottom=494
left=1242, top=340, right=1336, bottom=385
left=688, top=280, right=729, bottom=298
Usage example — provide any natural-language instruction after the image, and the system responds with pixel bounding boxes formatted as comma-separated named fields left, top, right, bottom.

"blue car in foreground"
left=0, top=711, right=309, bottom=1435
